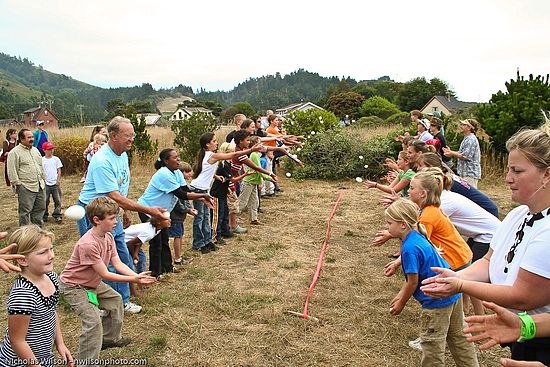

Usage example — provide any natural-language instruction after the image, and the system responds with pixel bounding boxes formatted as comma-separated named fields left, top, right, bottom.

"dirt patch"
left=0, top=169, right=513, bottom=366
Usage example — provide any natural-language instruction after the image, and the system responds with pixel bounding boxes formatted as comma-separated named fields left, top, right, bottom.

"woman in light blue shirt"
left=138, top=148, right=212, bottom=278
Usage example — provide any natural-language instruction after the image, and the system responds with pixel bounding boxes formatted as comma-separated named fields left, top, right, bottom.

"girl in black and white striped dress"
left=0, top=226, right=73, bottom=367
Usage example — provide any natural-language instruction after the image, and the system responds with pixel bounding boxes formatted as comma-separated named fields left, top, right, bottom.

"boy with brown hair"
left=59, top=197, right=156, bottom=366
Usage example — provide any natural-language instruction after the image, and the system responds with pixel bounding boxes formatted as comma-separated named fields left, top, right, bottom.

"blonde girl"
left=365, top=151, right=414, bottom=197
left=0, top=226, right=73, bottom=367
left=385, top=199, right=478, bottom=367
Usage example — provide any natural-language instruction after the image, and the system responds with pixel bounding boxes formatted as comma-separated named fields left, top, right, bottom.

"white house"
left=275, top=101, right=325, bottom=117
left=170, top=107, right=213, bottom=121
left=420, top=95, right=477, bottom=116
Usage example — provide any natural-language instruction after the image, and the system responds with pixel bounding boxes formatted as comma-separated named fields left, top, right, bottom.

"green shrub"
left=474, top=73, right=550, bottom=151
left=354, top=116, right=385, bottom=128
left=129, top=114, right=158, bottom=160
left=172, top=112, right=221, bottom=163
left=359, top=96, right=401, bottom=119
left=53, top=136, right=88, bottom=175
left=386, top=111, right=410, bottom=127
left=288, top=129, right=400, bottom=180
left=284, top=109, right=340, bottom=137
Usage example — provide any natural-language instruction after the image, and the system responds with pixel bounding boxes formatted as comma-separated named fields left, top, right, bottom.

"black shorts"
left=467, top=238, right=490, bottom=262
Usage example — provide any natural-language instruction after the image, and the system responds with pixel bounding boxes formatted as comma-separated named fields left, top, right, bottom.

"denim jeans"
left=192, top=195, right=211, bottom=249
left=76, top=202, right=131, bottom=304
left=135, top=248, right=147, bottom=273
left=44, top=184, right=62, bottom=220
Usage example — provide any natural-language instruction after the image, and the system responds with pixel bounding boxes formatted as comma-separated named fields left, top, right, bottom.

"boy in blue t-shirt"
left=384, top=199, right=478, bottom=367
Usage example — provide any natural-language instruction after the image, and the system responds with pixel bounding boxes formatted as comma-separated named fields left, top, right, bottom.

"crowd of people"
left=0, top=109, right=548, bottom=367
left=364, top=110, right=550, bottom=366
left=0, top=113, right=305, bottom=366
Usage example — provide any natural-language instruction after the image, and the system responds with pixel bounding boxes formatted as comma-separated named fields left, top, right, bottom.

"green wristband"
left=517, top=312, right=536, bottom=343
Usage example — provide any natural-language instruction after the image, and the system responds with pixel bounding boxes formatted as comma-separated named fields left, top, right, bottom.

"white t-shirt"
left=123, top=222, right=158, bottom=244
left=41, top=156, right=63, bottom=186
left=489, top=205, right=550, bottom=315
left=191, top=151, right=217, bottom=190
left=440, top=190, right=501, bottom=243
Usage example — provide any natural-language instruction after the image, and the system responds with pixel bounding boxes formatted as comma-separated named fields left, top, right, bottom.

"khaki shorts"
left=228, top=190, right=239, bottom=214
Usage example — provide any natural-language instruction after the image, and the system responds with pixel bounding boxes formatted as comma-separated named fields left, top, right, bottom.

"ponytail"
left=412, top=169, right=444, bottom=208
left=154, top=148, right=175, bottom=170
left=193, top=132, right=215, bottom=179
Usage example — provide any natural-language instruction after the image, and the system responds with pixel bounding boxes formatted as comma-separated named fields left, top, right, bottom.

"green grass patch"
left=149, top=335, right=167, bottom=348
left=256, top=242, right=286, bottom=261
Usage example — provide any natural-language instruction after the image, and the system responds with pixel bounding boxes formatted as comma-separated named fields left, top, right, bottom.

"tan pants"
left=420, top=297, right=478, bottom=367
left=60, top=281, right=124, bottom=367
left=238, top=182, right=259, bottom=221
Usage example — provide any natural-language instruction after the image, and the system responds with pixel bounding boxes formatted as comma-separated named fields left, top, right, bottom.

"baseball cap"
left=36, top=121, right=44, bottom=126
left=42, top=142, right=55, bottom=150
left=418, top=119, right=430, bottom=130
left=459, top=118, right=478, bottom=131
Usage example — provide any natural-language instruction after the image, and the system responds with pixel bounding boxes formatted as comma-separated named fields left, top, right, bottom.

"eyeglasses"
left=504, top=211, right=544, bottom=273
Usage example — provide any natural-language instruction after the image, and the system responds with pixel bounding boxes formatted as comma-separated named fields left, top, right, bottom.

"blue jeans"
left=76, top=202, right=131, bottom=304
left=135, top=248, right=147, bottom=273
left=192, top=197, right=211, bottom=249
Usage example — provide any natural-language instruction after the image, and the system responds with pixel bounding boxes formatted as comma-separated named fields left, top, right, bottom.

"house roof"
left=22, top=107, right=59, bottom=122
left=137, top=114, right=164, bottom=126
left=275, top=101, right=324, bottom=112
left=183, top=107, right=212, bottom=113
left=22, top=107, right=41, bottom=114
left=421, top=96, right=477, bottom=113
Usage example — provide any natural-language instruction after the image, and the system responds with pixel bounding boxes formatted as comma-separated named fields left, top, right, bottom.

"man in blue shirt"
left=77, top=116, right=166, bottom=313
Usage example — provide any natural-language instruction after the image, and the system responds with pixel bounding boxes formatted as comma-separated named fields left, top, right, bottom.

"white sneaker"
left=124, top=302, right=142, bottom=314
left=408, top=337, right=422, bottom=351
left=234, top=225, right=248, bottom=234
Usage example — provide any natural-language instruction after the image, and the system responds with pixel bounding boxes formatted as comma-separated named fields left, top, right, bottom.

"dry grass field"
left=0, top=126, right=515, bottom=366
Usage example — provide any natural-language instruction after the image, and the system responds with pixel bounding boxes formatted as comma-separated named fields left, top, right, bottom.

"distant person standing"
left=41, top=142, right=63, bottom=224
left=7, top=129, right=46, bottom=226
left=443, top=119, right=481, bottom=188
left=33, top=120, right=49, bottom=156
left=428, top=118, right=451, bottom=165
left=225, top=113, right=246, bottom=143
left=1, top=128, right=17, bottom=186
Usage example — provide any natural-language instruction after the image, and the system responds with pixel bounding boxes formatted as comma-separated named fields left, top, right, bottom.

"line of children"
left=210, top=142, right=251, bottom=244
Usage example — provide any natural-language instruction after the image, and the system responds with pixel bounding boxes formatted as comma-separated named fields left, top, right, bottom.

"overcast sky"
left=1, top=0, right=548, bottom=102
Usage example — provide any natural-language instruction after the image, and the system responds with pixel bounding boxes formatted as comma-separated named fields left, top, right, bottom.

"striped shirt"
left=0, top=272, right=59, bottom=367
left=230, top=147, right=248, bottom=175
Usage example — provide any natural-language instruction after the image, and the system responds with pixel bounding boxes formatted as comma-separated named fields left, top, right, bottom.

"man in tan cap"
left=442, top=119, right=481, bottom=188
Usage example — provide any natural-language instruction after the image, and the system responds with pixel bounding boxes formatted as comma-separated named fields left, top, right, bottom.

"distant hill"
left=195, top=69, right=345, bottom=112
left=0, top=52, right=353, bottom=123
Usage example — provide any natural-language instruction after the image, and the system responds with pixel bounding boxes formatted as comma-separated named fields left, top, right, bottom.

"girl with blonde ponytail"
left=407, top=170, right=473, bottom=271
left=384, top=199, right=478, bottom=367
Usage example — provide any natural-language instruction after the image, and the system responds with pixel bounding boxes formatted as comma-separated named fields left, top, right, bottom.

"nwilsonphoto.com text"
left=2, top=358, right=149, bottom=366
